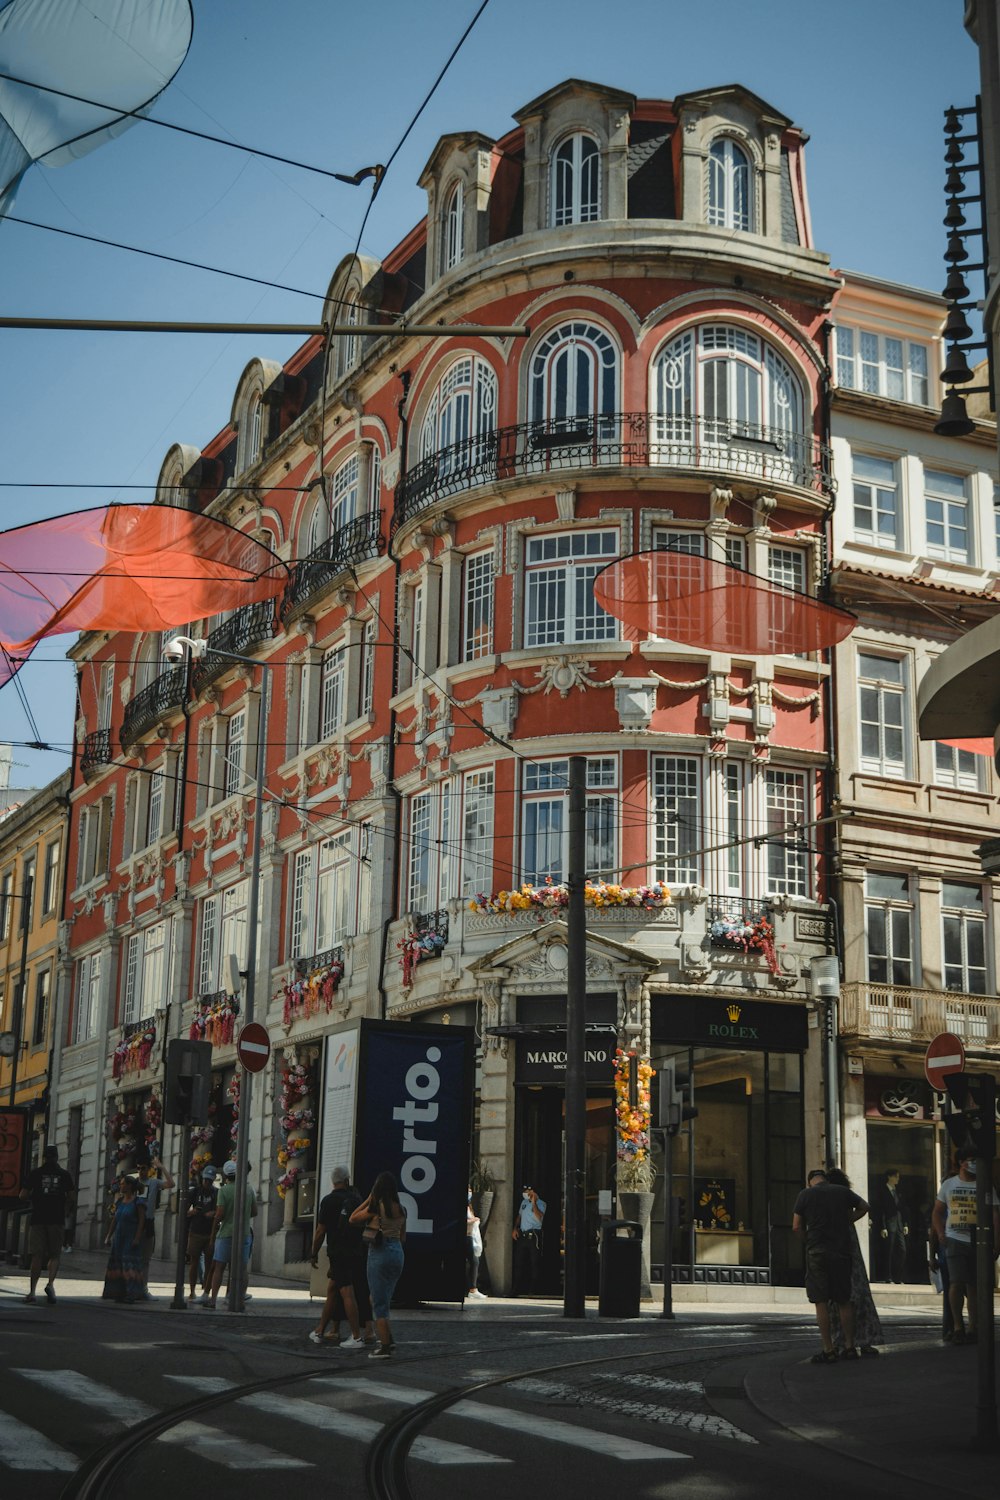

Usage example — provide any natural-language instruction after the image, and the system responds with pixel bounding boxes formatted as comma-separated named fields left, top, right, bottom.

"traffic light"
left=943, top=1073, right=997, bottom=1160
left=164, top=1039, right=212, bottom=1126
left=657, top=1060, right=699, bottom=1136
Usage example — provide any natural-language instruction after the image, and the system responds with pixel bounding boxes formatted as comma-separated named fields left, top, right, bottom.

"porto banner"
left=354, top=1020, right=473, bottom=1305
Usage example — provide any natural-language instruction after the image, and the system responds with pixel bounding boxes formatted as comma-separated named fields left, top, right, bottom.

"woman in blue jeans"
left=351, top=1171, right=406, bottom=1359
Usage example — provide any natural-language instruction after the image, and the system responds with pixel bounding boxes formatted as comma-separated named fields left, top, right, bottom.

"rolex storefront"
left=649, top=993, right=809, bottom=1287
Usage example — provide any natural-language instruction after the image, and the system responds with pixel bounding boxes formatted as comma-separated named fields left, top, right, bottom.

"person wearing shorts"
left=20, top=1144, right=75, bottom=1306
left=792, top=1168, right=869, bottom=1364
left=932, top=1150, right=1000, bottom=1344
left=309, top=1166, right=366, bottom=1346
left=186, top=1164, right=218, bottom=1299
left=202, top=1160, right=256, bottom=1310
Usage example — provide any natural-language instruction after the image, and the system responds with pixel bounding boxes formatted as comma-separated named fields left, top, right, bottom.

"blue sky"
left=0, top=0, right=980, bottom=784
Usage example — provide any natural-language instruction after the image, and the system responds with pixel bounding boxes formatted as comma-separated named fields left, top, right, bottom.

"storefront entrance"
left=863, top=1075, right=944, bottom=1283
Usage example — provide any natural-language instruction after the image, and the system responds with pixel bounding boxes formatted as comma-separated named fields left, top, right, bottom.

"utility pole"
left=563, top=755, right=587, bottom=1318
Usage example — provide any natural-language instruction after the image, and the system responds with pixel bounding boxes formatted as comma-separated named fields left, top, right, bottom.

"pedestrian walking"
left=824, top=1167, right=884, bottom=1357
left=350, top=1171, right=406, bottom=1359
left=136, top=1151, right=175, bottom=1299
left=309, top=1166, right=366, bottom=1346
left=102, top=1175, right=146, bottom=1304
left=20, top=1144, right=76, bottom=1306
left=186, top=1164, right=218, bottom=1300
left=202, top=1159, right=257, bottom=1310
left=511, top=1185, right=545, bottom=1295
left=931, top=1150, right=1000, bottom=1345
left=872, top=1167, right=908, bottom=1282
left=466, top=1189, right=486, bottom=1300
left=792, top=1167, right=870, bottom=1364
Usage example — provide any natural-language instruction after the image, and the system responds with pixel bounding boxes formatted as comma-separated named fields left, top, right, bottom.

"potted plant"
left=469, top=1158, right=496, bottom=1233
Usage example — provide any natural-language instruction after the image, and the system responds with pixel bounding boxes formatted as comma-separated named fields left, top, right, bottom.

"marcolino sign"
left=516, top=1027, right=616, bottom=1084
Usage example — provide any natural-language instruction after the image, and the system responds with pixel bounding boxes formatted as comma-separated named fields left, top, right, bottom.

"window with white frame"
left=198, top=880, right=248, bottom=995
left=224, top=710, right=247, bottom=797
left=462, top=769, right=494, bottom=895
left=21, top=857, right=34, bottom=933
left=521, top=758, right=617, bottom=886
left=834, top=325, right=930, bottom=405
left=443, top=181, right=464, bottom=270
left=338, top=289, right=361, bottom=377
left=724, top=535, right=747, bottom=570
left=307, top=454, right=361, bottom=555
left=97, top=660, right=115, bottom=733
left=651, top=756, right=700, bottom=884
left=865, top=872, right=914, bottom=986
left=145, top=767, right=164, bottom=848
left=406, top=790, right=435, bottom=912
left=552, top=132, right=600, bottom=226
left=652, top=527, right=705, bottom=555
left=0, top=870, right=11, bottom=940
left=76, top=795, right=113, bottom=886
left=73, top=951, right=101, bottom=1044
left=410, top=580, right=425, bottom=671
left=723, top=761, right=744, bottom=893
left=934, top=741, right=980, bottom=791
left=245, top=393, right=264, bottom=469
left=707, top=137, right=751, bottom=231
left=852, top=452, right=900, bottom=549
left=763, top=768, right=808, bottom=896
left=419, top=357, right=497, bottom=474
left=404, top=771, right=495, bottom=909
left=360, top=618, right=376, bottom=717
left=463, top=551, right=494, bottom=660
left=290, top=836, right=354, bottom=960
left=858, top=652, right=908, bottom=779
left=524, top=530, right=618, bottom=647
left=122, top=920, right=168, bottom=1024
left=530, top=322, right=617, bottom=434
left=42, top=840, right=60, bottom=916
left=320, top=646, right=346, bottom=740
left=31, top=967, right=50, bottom=1047
left=941, top=881, right=988, bottom=994
left=767, top=545, right=806, bottom=594
left=925, top=469, right=970, bottom=563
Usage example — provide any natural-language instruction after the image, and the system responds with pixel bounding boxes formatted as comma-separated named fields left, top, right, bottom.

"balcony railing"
left=413, top=909, right=449, bottom=945
left=280, top=509, right=384, bottom=624
left=120, top=666, right=187, bottom=752
left=295, top=944, right=345, bottom=977
left=393, top=414, right=835, bottom=534
left=840, top=982, right=1000, bottom=1047
left=192, top=601, right=277, bottom=692
left=80, top=727, right=113, bottom=778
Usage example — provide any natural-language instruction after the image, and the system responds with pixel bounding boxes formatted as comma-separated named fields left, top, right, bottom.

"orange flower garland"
left=614, top=1047, right=654, bottom=1190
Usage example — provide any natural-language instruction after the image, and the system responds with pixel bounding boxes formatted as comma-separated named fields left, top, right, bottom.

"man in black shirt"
left=187, top=1164, right=218, bottom=1300
left=792, top=1167, right=869, bottom=1363
left=309, top=1166, right=365, bottom=1346
left=20, top=1144, right=76, bottom=1305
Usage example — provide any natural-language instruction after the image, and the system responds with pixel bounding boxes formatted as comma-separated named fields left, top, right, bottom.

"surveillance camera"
left=163, top=638, right=186, bottom=663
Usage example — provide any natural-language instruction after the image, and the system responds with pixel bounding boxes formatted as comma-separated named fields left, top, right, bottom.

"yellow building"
left=0, top=771, right=72, bottom=1160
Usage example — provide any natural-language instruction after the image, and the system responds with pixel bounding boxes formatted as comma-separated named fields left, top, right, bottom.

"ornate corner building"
left=49, top=77, right=995, bottom=1295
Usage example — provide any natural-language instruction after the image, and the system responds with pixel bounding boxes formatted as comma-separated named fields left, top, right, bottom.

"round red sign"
left=924, top=1031, right=966, bottom=1091
left=236, top=1021, right=271, bottom=1074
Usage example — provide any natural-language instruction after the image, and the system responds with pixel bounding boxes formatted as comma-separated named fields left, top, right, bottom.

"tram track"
left=58, top=1326, right=819, bottom=1500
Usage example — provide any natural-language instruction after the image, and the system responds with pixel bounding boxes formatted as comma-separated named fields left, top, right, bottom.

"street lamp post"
left=809, top=955, right=842, bottom=1170
left=170, top=636, right=269, bottom=1314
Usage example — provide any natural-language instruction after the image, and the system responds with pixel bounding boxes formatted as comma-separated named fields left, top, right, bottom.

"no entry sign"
left=924, top=1031, right=966, bottom=1091
left=237, top=1021, right=271, bottom=1074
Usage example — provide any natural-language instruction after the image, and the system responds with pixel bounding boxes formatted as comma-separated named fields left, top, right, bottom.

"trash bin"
left=598, top=1219, right=642, bottom=1317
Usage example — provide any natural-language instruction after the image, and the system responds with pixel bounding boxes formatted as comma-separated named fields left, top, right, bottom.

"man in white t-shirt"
left=931, top=1151, right=1000, bottom=1344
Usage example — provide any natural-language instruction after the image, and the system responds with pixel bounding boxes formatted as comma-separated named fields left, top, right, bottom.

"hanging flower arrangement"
left=276, top=1164, right=302, bottom=1201
left=614, top=1047, right=655, bottom=1192
left=469, top=878, right=672, bottom=917
left=275, top=1053, right=316, bottom=1198
left=111, top=1024, right=157, bottom=1079
left=398, top=929, right=446, bottom=986
left=189, top=992, right=240, bottom=1045
left=143, top=1091, right=162, bottom=1157
left=279, top=954, right=346, bottom=1027
left=228, top=1072, right=241, bottom=1147
left=709, top=912, right=780, bottom=975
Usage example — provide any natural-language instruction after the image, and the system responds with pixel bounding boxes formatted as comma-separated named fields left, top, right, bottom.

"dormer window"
left=338, top=290, right=361, bottom=378
left=245, top=393, right=263, bottom=468
left=707, top=138, right=751, bottom=232
left=552, top=132, right=600, bottom=226
left=443, top=181, right=464, bottom=271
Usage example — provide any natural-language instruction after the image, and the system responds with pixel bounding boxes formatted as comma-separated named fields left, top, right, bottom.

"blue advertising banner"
left=354, top=1021, right=473, bottom=1305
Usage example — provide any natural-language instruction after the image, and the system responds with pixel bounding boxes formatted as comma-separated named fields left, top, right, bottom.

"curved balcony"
left=280, top=509, right=384, bottom=625
left=119, top=666, right=187, bottom=753
left=80, top=727, right=113, bottom=779
left=192, top=600, right=277, bottom=693
left=393, top=413, right=835, bottom=536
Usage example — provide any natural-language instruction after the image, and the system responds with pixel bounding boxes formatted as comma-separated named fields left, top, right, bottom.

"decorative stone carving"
left=531, top=656, right=602, bottom=698
left=709, top=486, right=734, bottom=520
left=554, top=488, right=576, bottom=522
left=479, top=686, right=519, bottom=738
left=611, top=676, right=657, bottom=732
left=681, top=939, right=711, bottom=980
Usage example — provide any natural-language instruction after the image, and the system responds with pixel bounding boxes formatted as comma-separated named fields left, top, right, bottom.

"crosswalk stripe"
left=318, top=1378, right=690, bottom=1461
left=14, top=1371, right=307, bottom=1470
left=0, top=1412, right=77, bottom=1471
left=511, top=1377, right=757, bottom=1444
left=166, top=1375, right=508, bottom=1466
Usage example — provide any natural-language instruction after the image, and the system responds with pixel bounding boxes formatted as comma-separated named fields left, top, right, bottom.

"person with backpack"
left=309, top=1166, right=368, bottom=1347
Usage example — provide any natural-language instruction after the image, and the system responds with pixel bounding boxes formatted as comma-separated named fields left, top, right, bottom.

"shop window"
left=858, top=652, right=908, bottom=779
left=865, top=873, right=914, bottom=987
left=524, top=529, right=618, bottom=647
left=707, top=138, right=752, bottom=231
left=941, top=882, right=988, bottom=995
left=852, top=453, right=900, bottom=550
left=521, top=757, right=617, bottom=885
left=552, top=132, right=600, bottom=226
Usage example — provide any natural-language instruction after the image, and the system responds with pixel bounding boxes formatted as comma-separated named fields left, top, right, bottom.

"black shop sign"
left=515, top=1028, right=616, bottom=1085
left=652, top=994, right=808, bottom=1054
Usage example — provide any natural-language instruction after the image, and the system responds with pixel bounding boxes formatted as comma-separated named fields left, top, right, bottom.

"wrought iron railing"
left=81, top=727, right=113, bottom=777
left=413, top=909, right=450, bottom=945
left=192, top=601, right=277, bottom=692
left=295, top=944, right=345, bottom=976
left=120, top=666, right=187, bottom=752
left=840, top=982, right=1000, bottom=1045
left=706, top=895, right=773, bottom=942
left=280, top=509, right=384, bottom=624
left=393, top=413, right=835, bottom=534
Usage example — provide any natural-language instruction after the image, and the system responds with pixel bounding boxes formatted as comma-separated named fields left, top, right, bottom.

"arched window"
left=306, top=453, right=361, bottom=555
left=443, top=181, right=464, bottom=271
left=245, top=394, right=264, bottom=468
left=338, top=290, right=361, bottom=378
left=552, top=133, right=600, bottom=226
left=420, top=357, right=497, bottom=476
left=707, top=138, right=752, bottom=232
left=653, top=326, right=804, bottom=480
left=530, top=322, right=618, bottom=436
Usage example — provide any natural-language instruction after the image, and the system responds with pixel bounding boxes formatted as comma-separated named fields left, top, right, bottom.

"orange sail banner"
left=593, top=550, right=855, bottom=656
left=0, top=504, right=286, bottom=685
